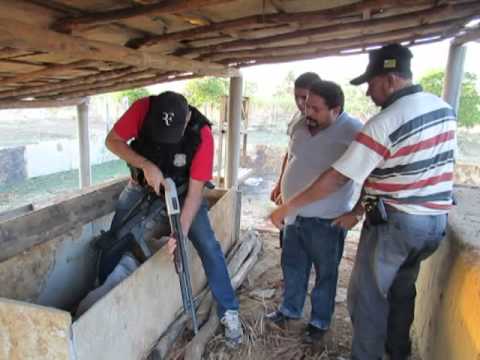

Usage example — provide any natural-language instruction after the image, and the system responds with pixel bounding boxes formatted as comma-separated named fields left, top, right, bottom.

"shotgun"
left=164, top=177, right=199, bottom=334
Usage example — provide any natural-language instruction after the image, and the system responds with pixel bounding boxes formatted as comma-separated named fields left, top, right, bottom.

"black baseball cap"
left=143, top=91, right=189, bottom=144
left=350, top=44, right=413, bottom=85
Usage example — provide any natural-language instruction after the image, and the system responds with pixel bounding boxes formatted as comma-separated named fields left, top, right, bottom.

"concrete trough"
left=0, top=179, right=241, bottom=360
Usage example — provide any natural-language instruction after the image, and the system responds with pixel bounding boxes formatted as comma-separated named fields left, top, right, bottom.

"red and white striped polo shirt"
left=333, top=86, right=456, bottom=215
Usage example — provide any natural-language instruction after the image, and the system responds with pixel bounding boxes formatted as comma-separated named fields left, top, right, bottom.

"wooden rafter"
left=0, top=97, right=86, bottom=110
left=453, top=26, right=480, bottom=45
left=29, top=72, right=198, bottom=101
left=226, top=33, right=454, bottom=68
left=202, top=18, right=464, bottom=62
left=0, top=66, right=141, bottom=99
left=25, top=0, right=83, bottom=16
left=0, top=60, right=99, bottom=87
left=24, top=70, right=164, bottom=100
left=127, top=0, right=436, bottom=49
left=175, top=3, right=479, bottom=57
left=0, top=18, right=237, bottom=77
left=52, top=0, right=237, bottom=33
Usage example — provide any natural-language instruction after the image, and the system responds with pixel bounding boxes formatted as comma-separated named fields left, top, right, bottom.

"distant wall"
left=0, top=137, right=117, bottom=185
left=0, top=146, right=26, bottom=185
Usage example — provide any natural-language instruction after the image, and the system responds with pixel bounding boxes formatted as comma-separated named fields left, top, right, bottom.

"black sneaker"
left=303, top=324, right=327, bottom=344
left=265, top=311, right=292, bottom=327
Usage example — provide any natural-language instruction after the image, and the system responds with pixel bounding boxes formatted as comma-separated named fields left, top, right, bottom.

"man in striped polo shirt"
left=269, top=43, right=456, bottom=360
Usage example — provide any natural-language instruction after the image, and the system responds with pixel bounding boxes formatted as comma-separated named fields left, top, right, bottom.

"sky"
left=149, top=39, right=480, bottom=97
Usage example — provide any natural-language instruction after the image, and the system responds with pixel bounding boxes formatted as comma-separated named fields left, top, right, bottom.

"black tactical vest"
left=129, top=98, right=211, bottom=190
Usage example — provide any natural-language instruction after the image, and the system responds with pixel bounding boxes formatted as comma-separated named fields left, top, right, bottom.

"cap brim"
left=150, top=125, right=185, bottom=144
left=350, top=72, right=370, bottom=85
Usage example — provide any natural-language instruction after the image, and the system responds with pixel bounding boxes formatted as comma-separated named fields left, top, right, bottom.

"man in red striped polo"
left=269, top=43, right=456, bottom=360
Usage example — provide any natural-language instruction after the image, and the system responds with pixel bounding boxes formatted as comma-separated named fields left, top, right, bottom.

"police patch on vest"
left=173, top=153, right=187, bottom=167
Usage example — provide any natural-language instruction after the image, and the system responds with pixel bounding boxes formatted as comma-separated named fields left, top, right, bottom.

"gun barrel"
left=165, top=178, right=199, bottom=334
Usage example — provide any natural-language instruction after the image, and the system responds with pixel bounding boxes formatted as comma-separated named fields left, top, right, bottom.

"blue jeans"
left=279, top=216, right=346, bottom=330
left=111, top=182, right=239, bottom=318
left=348, top=207, right=447, bottom=360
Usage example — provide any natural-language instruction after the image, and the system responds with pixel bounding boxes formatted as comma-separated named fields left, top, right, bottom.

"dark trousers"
left=348, top=208, right=447, bottom=360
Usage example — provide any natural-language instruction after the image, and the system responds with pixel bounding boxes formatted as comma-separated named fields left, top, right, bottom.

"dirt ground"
left=164, top=171, right=360, bottom=360
left=202, top=176, right=359, bottom=360
left=200, top=229, right=359, bottom=360
left=162, top=145, right=429, bottom=360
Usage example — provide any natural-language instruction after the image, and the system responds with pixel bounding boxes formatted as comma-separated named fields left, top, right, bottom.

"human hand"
left=331, top=212, right=362, bottom=230
left=269, top=204, right=289, bottom=229
left=141, top=161, right=165, bottom=194
left=270, top=183, right=281, bottom=203
left=167, top=237, right=177, bottom=257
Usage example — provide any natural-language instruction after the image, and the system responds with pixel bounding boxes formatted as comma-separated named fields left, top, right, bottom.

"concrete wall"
left=0, top=146, right=26, bottom=185
left=0, top=179, right=240, bottom=359
left=414, top=186, right=480, bottom=360
left=0, top=137, right=116, bottom=185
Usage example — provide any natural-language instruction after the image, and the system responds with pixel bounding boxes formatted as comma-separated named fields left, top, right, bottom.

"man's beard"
left=306, top=117, right=318, bottom=128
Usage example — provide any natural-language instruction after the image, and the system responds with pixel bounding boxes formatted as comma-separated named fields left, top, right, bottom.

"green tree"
left=419, top=70, right=480, bottom=127
left=343, top=84, right=379, bottom=122
left=184, top=77, right=228, bottom=108
left=114, top=87, right=150, bottom=106
left=270, top=71, right=297, bottom=124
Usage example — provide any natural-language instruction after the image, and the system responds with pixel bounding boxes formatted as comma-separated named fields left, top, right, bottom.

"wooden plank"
left=0, top=98, right=86, bottom=109
left=0, top=59, right=44, bottom=73
left=205, top=18, right=462, bottom=62
left=0, top=0, right=59, bottom=27
left=176, top=3, right=479, bottom=56
left=0, top=67, right=147, bottom=100
left=0, top=60, right=97, bottom=87
left=127, top=0, right=434, bottom=49
left=24, top=70, right=163, bottom=100
left=72, top=188, right=240, bottom=360
left=0, top=17, right=235, bottom=78
left=0, top=48, right=36, bottom=60
left=0, top=178, right=127, bottom=262
left=453, top=27, right=480, bottom=45
left=28, top=72, right=199, bottom=100
left=52, top=0, right=237, bottom=33
left=0, top=204, right=33, bottom=223
left=225, top=32, right=453, bottom=67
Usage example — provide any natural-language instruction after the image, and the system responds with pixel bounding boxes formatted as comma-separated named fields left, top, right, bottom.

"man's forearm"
left=179, top=179, right=204, bottom=235
left=287, top=167, right=350, bottom=213
left=105, top=130, right=151, bottom=170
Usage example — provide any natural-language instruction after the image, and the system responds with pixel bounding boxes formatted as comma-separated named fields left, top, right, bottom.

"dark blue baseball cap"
left=144, top=91, right=189, bottom=144
left=351, top=43, right=413, bottom=85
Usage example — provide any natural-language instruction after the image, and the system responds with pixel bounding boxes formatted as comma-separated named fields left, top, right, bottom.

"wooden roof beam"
left=51, top=0, right=237, bottom=33
left=0, top=18, right=237, bottom=78
left=227, top=33, right=453, bottom=68
left=23, top=72, right=199, bottom=101
left=0, top=66, right=141, bottom=99
left=20, top=70, right=165, bottom=100
left=0, top=60, right=99, bottom=87
left=127, top=0, right=436, bottom=49
left=177, top=2, right=480, bottom=57
left=453, top=26, right=480, bottom=45
left=203, top=18, right=464, bottom=62
left=0, top=97, right=86, bottom=110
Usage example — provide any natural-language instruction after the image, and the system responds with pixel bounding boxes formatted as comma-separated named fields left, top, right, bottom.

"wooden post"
left=442, top=42, right=466, bottom=113
left=226, top=76, right=243, bottom=188
left=216, top=96, right=227, bottom=187
left=241, top=97, right=250, bottom=158
left=77, top=98, right=91, bottom=188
